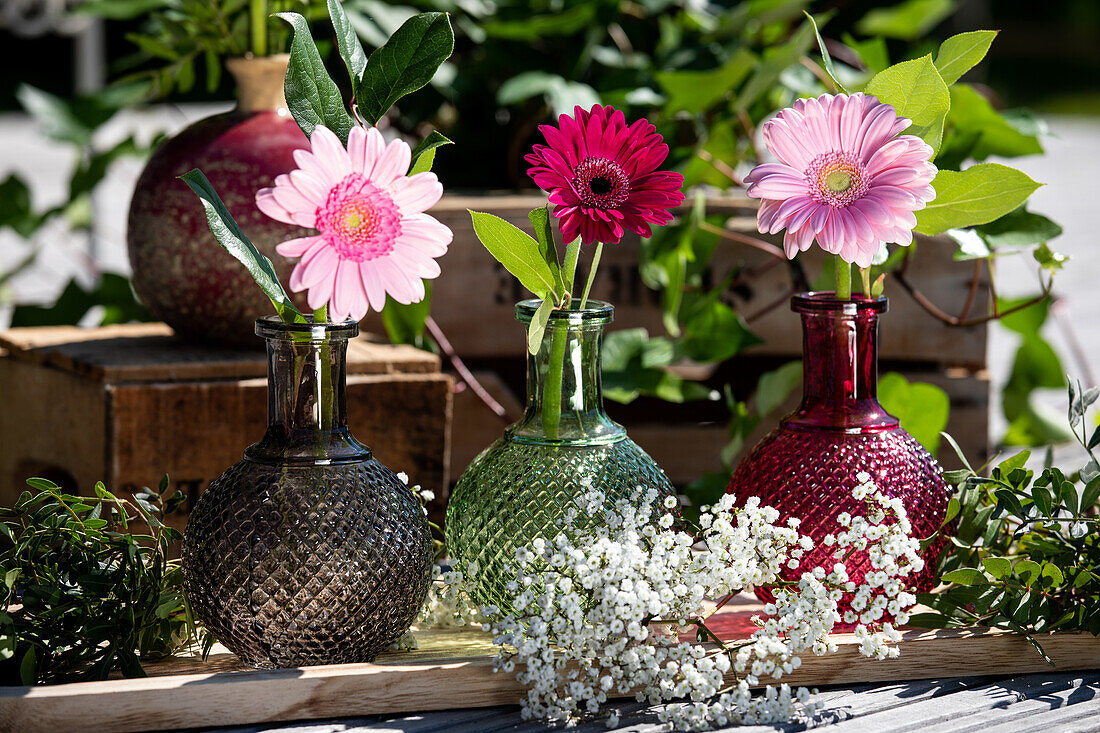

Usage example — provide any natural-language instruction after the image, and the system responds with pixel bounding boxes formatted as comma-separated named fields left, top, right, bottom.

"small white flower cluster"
left=415, top=564, right=486, bottom=629
left=395, top=471, right=437, bottom=512
left=480, top=474, right=923, bottom=730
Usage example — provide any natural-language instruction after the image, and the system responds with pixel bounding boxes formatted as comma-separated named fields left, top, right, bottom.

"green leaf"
left=1041, top=562, right=1065, bottom=588
left=278, top=12, right=355, bottom=143
left=756, top=361, right=802, bottom=417
left=941, top=431, right=974, bottom=471
left=906, top=612, right=957, bottom=629
left=977, top=206, right=1062, bottom=248
left=944, top=85, right=1043, bottom=161
left=356, top=12, right=455, bottom=126
left=0, top=175, right=39, bottom=237
left=1015, top=559, right=1041, bottom=585
left=482, top=5, right=596, bottom=40
left=656, top=47, right=755, bottom=115
left=935, top=30, right=998, bottom=85
left=179, top=169, right=303, bottom=322
left=1033, top=243, right=1068, bottom=273
left=74, top=0, right=170, bottom=19
left=19, top=646, right=36, bottom=685
left=864, top=54, right=950, bottom=152
left=941, top=568, right=988, bottom=586
left=409, top=130, right=452, bottom=175
left=328, top=0, right=368, bottom=89
left=856, top=0, right=956, bottom=41
left=943, top=496, right=961, bottom=524
left=1081, top=476, right=1100, bottom=512
left=528, top=207, right=565, bottom=300
left=468, top=210, right=560, bottom=299
left=995, top=488, right=1026, bottom=517
left=804, top=11, right=847, bottom=94
left=679, top=300, right=762, bottom=363
left=982, top=557, right=1012, bottom=580
left=914, top=163, right=1042, bottom=235
left=878, top=372, right=950, bottom=456
left=527, top=298, right=553, bottom=356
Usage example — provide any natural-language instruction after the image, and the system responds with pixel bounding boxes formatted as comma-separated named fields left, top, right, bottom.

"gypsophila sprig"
left=478, top=476, right=922, bottom=730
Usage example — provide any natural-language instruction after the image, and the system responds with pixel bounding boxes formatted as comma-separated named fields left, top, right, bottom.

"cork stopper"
left=226, top=54, right=290, bottom=112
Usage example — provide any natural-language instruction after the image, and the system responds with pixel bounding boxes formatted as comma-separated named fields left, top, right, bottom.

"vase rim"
left=792, top=291, right=888, bottom=315
left=255, top=315, right=358, bottom=340
left=515, top=298, right=614, bottom=324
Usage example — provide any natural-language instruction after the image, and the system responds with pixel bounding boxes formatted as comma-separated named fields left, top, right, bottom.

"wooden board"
left=420, top=194, right=989, bottom=368
left=3, top=597, right=1097, bottom=733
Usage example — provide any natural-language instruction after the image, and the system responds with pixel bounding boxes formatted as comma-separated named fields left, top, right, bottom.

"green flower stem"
left=835, top=256, right=852, bottom=300
left=250, top=0, right=268, bottom=57
left=860, top=267, right=871, bottom=298
left=578, top=242, right=604, bottom=310
left=542, top=319, right=568, bottom=439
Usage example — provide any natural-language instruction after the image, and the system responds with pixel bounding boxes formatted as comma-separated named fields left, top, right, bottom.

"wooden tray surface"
left=3, top=596, right=1098, bottom=733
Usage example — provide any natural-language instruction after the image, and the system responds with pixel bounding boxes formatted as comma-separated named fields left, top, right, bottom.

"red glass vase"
left=727, top=292, right=949, bottom=610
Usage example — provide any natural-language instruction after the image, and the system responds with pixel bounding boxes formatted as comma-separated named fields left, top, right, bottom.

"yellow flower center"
left=825, top=169, right=853, bottom=193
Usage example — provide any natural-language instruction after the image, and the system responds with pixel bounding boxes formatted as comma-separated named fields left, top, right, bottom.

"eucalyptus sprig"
left=0, top=477, right=214, bottom=685
left=912, top=381, right=1100, bottom=661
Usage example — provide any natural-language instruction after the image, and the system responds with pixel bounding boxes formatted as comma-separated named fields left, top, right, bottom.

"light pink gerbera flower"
left=745, top=92, right=937, bottom=268
left=525, top=105, right=685, bottom=245
left=256, top=125, right=452, bottom=322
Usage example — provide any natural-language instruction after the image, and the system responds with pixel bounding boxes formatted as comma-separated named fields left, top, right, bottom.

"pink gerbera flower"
left=525, top=105, right=685, bottom=245
left=256, top=125, right=452, bottom=322
left=745, top=93, right=937, bottom=268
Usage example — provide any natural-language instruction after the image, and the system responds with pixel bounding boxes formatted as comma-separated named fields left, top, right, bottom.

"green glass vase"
left=446, top=299, right=676, bottom=609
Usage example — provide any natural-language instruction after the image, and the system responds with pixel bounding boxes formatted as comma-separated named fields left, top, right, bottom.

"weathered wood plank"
left=3, top=599, right=1098, bottom=733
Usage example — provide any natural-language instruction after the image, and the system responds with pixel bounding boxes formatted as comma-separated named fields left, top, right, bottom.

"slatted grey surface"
left=195, top=672, right=1100, bottom=733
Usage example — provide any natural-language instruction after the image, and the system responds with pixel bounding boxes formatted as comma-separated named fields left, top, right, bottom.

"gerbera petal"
left=275, top=235, right=322, bottom=258
left=371, top=138, right=413, bottom=186
left=255, top=190, right=297, bottom=226
left=390, top=172, right=443, bottom=214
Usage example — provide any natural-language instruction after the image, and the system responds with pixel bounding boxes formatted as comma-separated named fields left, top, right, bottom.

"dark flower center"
left=572, top=157, right=630, bottom=209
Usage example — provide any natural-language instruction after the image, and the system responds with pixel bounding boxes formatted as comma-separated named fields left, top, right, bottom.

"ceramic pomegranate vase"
left=727, top=293, right=950, bottom=609
left=127, top=55, right=308, bottom=345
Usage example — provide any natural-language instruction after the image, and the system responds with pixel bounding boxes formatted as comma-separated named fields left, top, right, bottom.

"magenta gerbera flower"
left=256, top=125, right=452, bottom=322
left=525, top=105, right=685, bottom=245
left=745, top=92, right=937, bottom=268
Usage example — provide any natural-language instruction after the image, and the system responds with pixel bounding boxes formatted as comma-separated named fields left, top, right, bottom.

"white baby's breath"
left=469, top=474, right=922, bottom=729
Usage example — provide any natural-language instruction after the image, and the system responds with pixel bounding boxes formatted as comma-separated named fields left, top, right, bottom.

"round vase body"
left=727, top=294, right=950, bottom=611
left=446, top=300, right=676, bottom=610
left=127, top=56, right=309, bottom=345
left=181, top=318, right=433, bottom=668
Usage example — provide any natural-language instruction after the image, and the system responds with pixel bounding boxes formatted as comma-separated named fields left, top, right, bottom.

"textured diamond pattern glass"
left=182, top=317, right=433, bottom=668
left=727, top=294, right=950, bottom=616
left=446, top=300, right=676, bottom=610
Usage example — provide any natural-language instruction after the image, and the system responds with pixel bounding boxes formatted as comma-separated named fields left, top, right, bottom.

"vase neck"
left=226, top=54, right=290, bottom=112
left=508, top=300, right=624, bottom=445
left=785, top=293, right=898, bottom=431
left=245, top=318, right=371, bottom=465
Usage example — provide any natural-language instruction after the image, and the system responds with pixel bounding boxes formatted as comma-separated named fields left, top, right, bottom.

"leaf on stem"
left=179, top=169, right=303, bottom=323
left=935, top=30, right=997, bottom=86
left=527, top=297, right=553, bottom=355
left=278, top=12, right=355, bottom=143
left=327, top=0, right=368, bottom=89
left=356, top=12, right=455, bottom=126
left=803, top=11, right=847, bottom=93
left=528, top=206, right=565, bottom=299
left=409, top=130, right=453, bottom=175
left=469, top=210, right=561, bottom=300
left=914, top=163, right=1042, bottom=235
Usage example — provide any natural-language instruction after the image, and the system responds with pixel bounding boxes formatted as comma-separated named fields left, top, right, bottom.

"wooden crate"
left=428, top=193, right=992, bottom=481
left=0, top=324, right=453, bottom=521
left=2, top=596, right=1096, bottom=733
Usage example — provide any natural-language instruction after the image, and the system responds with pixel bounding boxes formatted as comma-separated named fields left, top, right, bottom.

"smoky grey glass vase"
left=446, top=300, right=676, bottom=611
left=182, top=317, right=433, bottom=669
